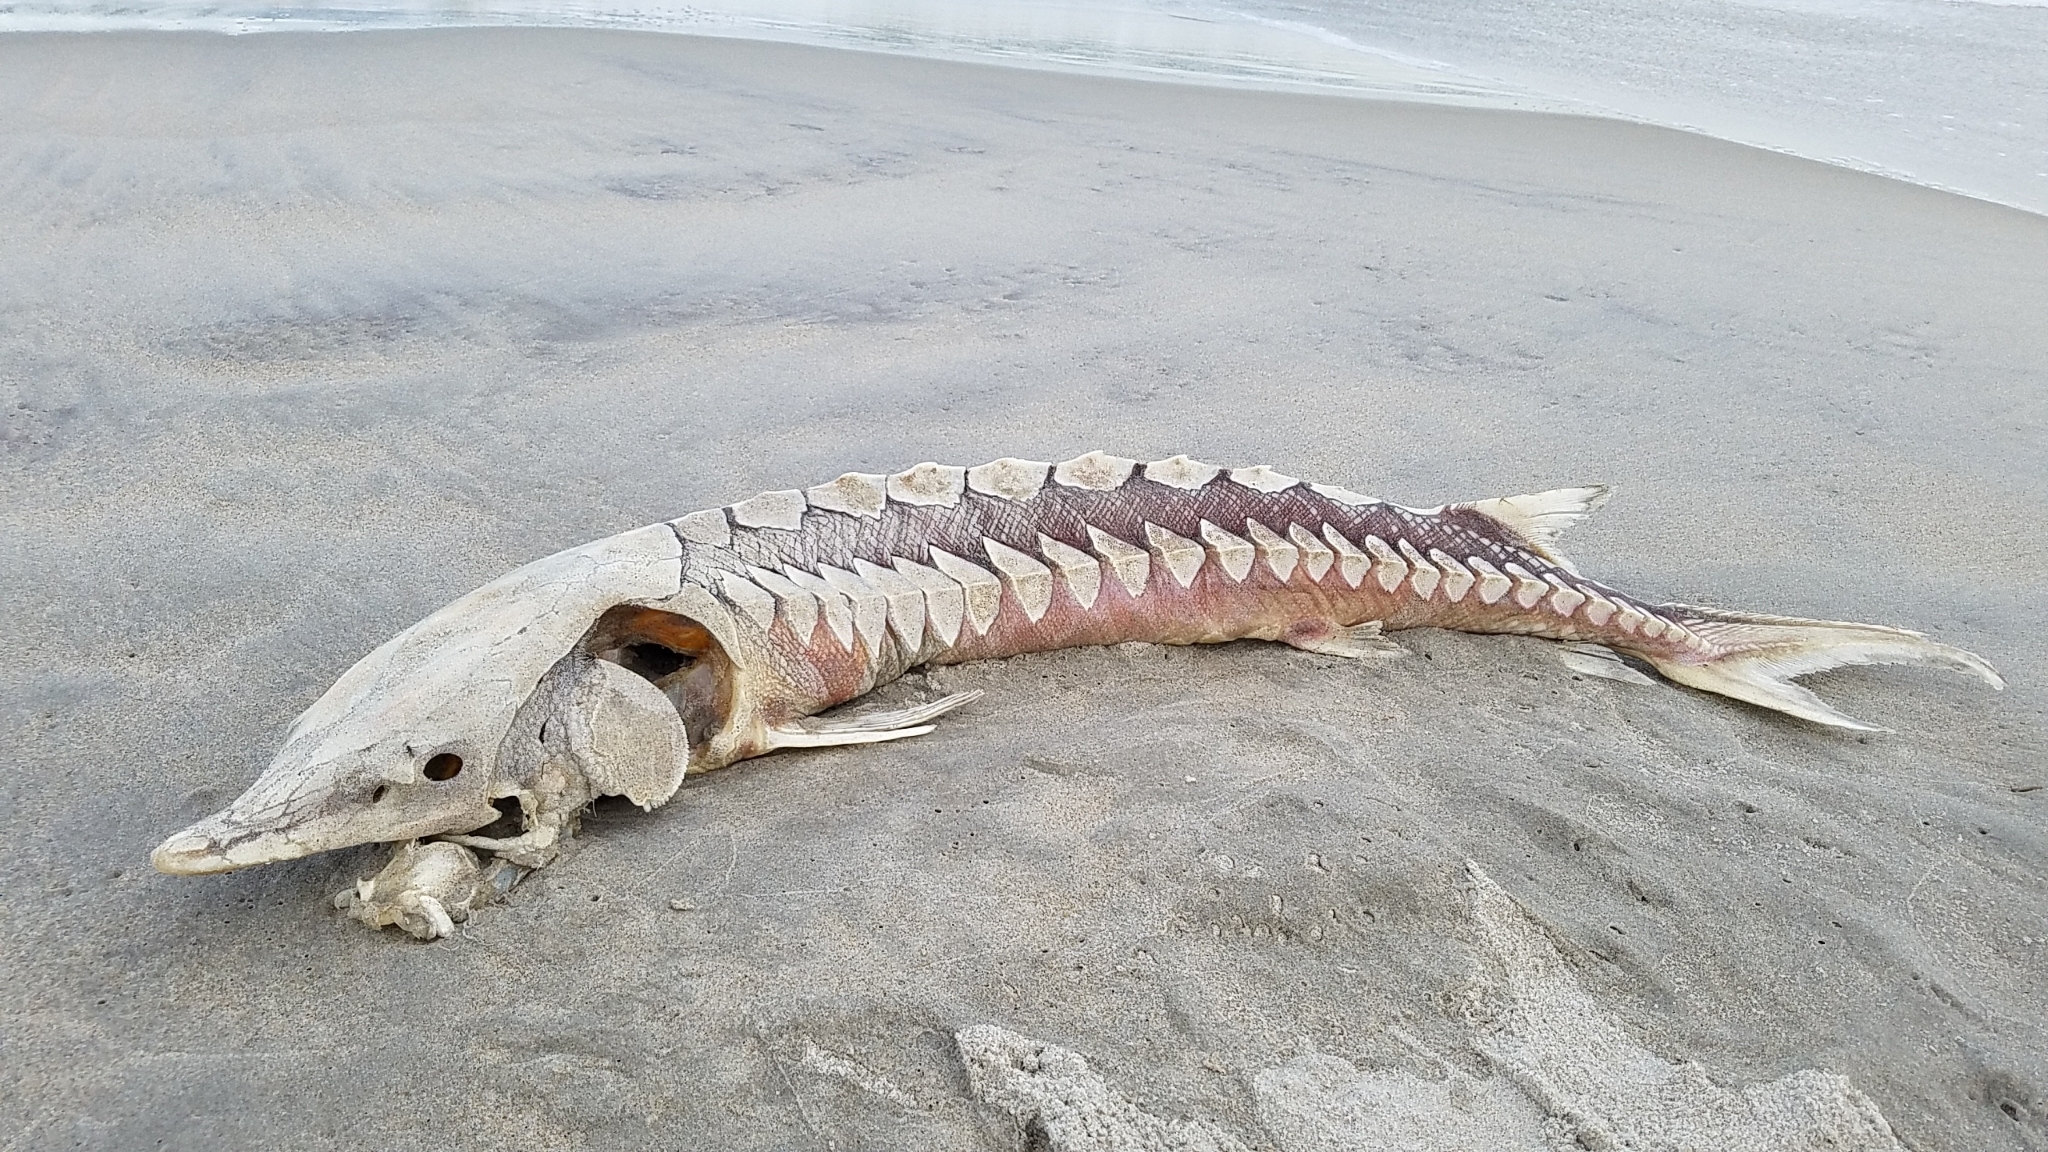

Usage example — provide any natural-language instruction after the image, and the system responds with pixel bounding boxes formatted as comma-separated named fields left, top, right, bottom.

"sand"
left=2, top=27, right=2044, bottom=1152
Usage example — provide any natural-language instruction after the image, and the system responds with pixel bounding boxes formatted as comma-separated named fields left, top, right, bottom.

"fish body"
left=675, top=456, right=1665, bottom=760
left=151, top=452, right=2002, bottom=938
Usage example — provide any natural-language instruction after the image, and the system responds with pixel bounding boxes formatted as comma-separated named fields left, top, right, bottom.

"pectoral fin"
left=766, top=690, right=983, bottom=751
left=1558, top=642, right=1655, bottom=685
left=1287, top=621, right=1408, bottom=660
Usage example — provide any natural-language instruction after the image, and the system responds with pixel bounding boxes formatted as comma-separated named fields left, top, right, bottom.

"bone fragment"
left=892, top=557, right=966, bottom=647
left=1144, top=454, right=1221, bottom=490
left=853, top=559, right=928, bottom=650
left=717, top=571, right=779, bottom=633
left=929, top=548, right=1004, bottom=635
left=671, top=507, right=732, bottom=547
left=339, top=840, right=500, bottom=942
left=784, top=567, right=857, bottom=649
left=1198, top=520, right=1256, bottom=583
left=749, top=565, right=819, bottom=645
left=887, top=462, right=966, bottom=507
left=983, top=537, right=1054, bottom=622
left=729, top=489, right=807, bottom=531
left=1244, top=519, right=1297, bottom=582
left=804, top=472, right=889, bottom=518
left=818, top=565, right=890, bottom=655
left=966, top=457, right=1051, bottom=502
left=1398, top=538, right=1440, bottom=599
left=1430, top=549, right=1475, bottom=602
left=1037, top=534, right=1102, bottom=610
left=1145, top=522, right=1207, bottom=587
left=1086, top=526, right=1151, bottom=597
left=1052, top=450, right=1136, bottom=491
left=1363, top=535, right=1409, bottom=594
left=1321, top=525, right=1368, bottom=588
left=1228, top=464, right=1299, bottom=493
left=1289, top=523, right=1334, bottom=581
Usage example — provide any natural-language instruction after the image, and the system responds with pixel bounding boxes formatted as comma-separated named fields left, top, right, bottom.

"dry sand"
left=1, top=27, right=2044, bottom=1152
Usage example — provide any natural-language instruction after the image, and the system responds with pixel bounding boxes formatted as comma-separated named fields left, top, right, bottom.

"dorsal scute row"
left=662, top=454, right=1685, bottom=668
left=672, top=452, right=1330, bottom=548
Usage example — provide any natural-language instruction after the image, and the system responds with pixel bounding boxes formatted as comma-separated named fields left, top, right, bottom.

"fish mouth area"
left=150, top=799, right=508, bottom=876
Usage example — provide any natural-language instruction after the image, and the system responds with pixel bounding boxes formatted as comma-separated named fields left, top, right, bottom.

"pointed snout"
left=150, top=814, right=313, bottom=875
left=151, top=830, right=230, bottom=875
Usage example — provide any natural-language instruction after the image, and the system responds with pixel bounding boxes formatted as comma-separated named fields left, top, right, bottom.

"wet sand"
left=2, top=28, right=2044, bottom=1151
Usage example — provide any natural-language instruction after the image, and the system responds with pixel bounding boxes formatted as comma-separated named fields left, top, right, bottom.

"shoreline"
left=0, top=5, right=2042, bottom=219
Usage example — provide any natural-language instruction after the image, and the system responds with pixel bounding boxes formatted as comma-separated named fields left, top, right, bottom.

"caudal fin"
left=1642, top=606, right=2003, bottom=731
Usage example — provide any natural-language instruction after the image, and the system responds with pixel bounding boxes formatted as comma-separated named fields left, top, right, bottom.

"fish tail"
left=1639, top=605, right=2003, bottom=731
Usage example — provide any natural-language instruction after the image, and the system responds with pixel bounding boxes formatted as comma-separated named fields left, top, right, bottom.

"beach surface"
left=2, top=28, right=2044, bottom=1151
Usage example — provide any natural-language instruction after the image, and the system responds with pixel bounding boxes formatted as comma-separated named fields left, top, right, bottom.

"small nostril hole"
left=424, top=753, right=463, bottom=781
left=370, top=785, right=389, bottom=803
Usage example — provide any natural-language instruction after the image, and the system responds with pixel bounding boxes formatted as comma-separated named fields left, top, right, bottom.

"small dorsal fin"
left=1461, top=485, right=1610, bottom=573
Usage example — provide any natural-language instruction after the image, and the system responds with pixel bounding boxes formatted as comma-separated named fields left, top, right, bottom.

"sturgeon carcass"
left=152, top=452, right=2002, bottom=939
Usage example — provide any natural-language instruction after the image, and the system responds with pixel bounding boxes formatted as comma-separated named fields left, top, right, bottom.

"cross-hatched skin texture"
left=682, top=453, right=1680, bottom=741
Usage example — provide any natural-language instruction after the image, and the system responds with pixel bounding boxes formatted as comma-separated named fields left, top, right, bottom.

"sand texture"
left=2, top=28, right=2044, bottom=1152
left=963, top=865, right=1906, bottom=1151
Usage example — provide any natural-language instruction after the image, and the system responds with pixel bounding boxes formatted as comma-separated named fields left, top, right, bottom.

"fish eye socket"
left=423, top=752, right=464, bottom=781
left=370, top=784, right=389, bottom=803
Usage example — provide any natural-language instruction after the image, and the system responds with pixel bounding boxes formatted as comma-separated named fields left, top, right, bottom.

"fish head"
left=150, top=636, right=516, bottom=875
left=152, top=524, right=686, bottom=875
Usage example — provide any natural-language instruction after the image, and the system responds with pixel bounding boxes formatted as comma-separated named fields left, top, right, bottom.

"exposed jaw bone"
left=337, top=840, right=526, bottom=942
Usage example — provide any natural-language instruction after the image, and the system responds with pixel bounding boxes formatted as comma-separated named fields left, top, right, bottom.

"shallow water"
left=2, top=0, right=2043, bottom=213
left=1241, top=0, right=2048, bottom=217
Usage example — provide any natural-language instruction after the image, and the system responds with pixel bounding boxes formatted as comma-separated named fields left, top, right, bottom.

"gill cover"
left=151, top=524, right=685, bottom=875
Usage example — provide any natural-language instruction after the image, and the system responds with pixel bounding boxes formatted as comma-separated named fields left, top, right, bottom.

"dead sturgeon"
left=152, top=453, right=2002, bottom=939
